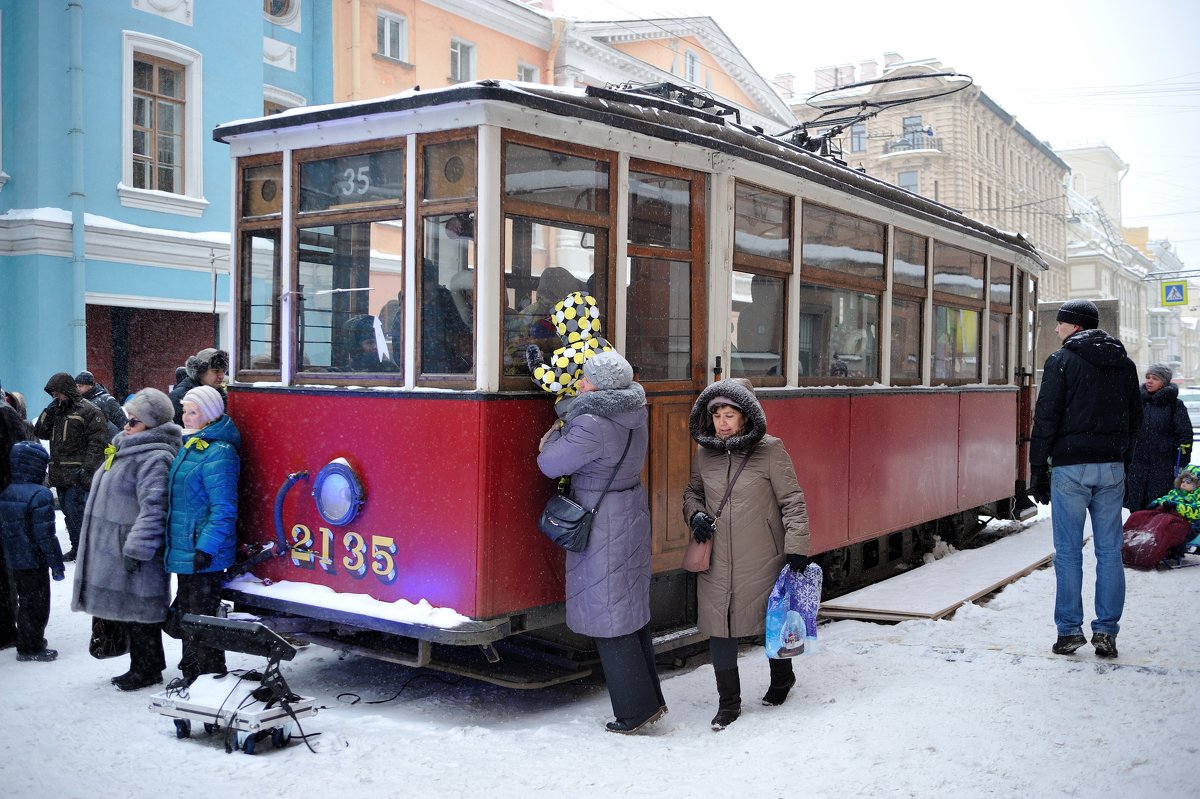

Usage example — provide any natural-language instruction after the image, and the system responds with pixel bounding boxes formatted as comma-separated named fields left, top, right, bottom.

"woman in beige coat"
left=683, top=378, right=810, bottom=731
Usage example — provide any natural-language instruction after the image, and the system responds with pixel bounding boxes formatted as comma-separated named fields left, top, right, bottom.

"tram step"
left=652, top=625, right=706, bottom=652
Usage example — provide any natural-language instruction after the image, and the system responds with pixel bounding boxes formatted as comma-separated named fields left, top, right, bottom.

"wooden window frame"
left=132, top=53, right=186, bottom=195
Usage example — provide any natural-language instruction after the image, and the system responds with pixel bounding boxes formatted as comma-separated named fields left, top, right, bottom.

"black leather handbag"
left=538, top=430, right=633, bottom=553
left=88, top=616, right=130, bottom=659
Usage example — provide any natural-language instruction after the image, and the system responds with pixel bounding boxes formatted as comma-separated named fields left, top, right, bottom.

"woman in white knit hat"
left=72, top=387, right=182, bottom=690
left=164, top=384, right=240, bottom=682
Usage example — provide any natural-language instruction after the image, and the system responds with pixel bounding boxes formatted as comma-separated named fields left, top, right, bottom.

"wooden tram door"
left=624, top=163, right=708, bottom=573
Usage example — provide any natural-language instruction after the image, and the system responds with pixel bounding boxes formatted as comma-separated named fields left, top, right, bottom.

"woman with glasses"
left=72, top=388, right=182, bottom=690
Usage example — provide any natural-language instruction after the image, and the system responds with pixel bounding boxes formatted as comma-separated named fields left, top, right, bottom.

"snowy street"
left=2, top=510, right=1197, bottom=799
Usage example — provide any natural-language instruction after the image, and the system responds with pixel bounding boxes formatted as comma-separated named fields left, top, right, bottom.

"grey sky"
left=552, top=0, right=1200, bottom=268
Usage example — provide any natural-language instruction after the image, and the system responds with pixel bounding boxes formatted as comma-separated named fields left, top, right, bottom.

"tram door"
left=624, top=163, right=708, bottom=573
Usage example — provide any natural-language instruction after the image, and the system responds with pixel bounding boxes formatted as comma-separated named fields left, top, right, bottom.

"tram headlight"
left=312, top=457, right=365, bottom=527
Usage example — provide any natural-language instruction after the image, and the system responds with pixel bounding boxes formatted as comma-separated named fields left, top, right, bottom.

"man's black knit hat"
left=1056, top=299, right=1099, bottom=330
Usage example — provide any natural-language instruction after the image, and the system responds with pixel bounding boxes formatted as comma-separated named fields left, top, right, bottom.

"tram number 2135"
left=289, top=524, right=398, bottom=584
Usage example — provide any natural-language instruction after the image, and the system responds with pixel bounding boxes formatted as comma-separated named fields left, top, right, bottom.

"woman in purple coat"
left=536, top=351, right=665, bottom=734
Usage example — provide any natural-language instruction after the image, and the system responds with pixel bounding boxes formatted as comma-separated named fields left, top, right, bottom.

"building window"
left=517, top=63, right=538, bottom=83
left=377, top=11, right=407, bottom=62
left=898, top=170, right=918, bottom=195
left=120, top=33, right=206, bottom=216
left=850, top=123, right=866, bottom=153
left=264, top=84, right=305, bottom=116
left=263, top=0, right=301, bottom=30
left=132, top=55, right=184, bottom=194
left=450, top=39, right=475, bottom=83
left=685, top=50, right=699, bottom=84
left=902, top=116, right=924, bottom=147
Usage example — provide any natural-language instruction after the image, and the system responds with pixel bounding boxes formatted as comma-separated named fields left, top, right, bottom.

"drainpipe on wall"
left=547, top=17, right=565, bottom=86
left=67, top=1, right=86, bottom=369
left=349, top=0, right=361, bottom=100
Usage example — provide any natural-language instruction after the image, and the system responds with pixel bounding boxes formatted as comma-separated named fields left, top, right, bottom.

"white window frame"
left=516, top=62, right=538, bottom=83
left=264, top=0, right=302, bottom=31
left=377, top=10, right=407, bottom=62
left=450, top=38, right=475, bottom=83
left=264, top=84, right=306, bottom=115
left=684, top=50, right=699, bottom=84
left=119, top=31, right=207, bottom=217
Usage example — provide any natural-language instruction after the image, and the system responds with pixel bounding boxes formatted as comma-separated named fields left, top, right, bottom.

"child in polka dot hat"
left=525, top=291, right=614, bottom=418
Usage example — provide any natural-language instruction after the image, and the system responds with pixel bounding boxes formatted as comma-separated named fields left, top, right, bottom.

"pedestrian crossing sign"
left=1162, top=281, right=1187, bottom=306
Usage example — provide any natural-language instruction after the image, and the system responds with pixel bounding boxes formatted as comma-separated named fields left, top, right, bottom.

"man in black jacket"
left=1029, top=300, right=1141, bottom=660
left=74, top=371, right=126, bottom=435
left=32, top=373, right=110, bottom=561
left=168, top=348, right=228, bottom=426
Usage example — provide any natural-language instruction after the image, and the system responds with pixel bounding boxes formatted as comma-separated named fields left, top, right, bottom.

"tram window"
left=893, top=230, right=927, bottom=290
left=241, top=162, right=282, bottom=218
left=423, top=138, right=477, bottom=202
left=502, top=216, right=600, bottom=378
left=299, top=149, right=405, bottom=213
left=933, top=305, right=981, bottom=384
left=629, top=172, right=690, bottom=250
left=504, top=143, right=609, bottom=213
left=990, top=260, right=1013, bottom=307
left=933, top=243, right=985, bottom=300
left=295, top=220, right=404, bottom=376
left=890, top=296, right=923, bottom=385
left=796, top=283, right=879, bottom=383
left=239, top=233, right=281, bottom=372
left=420, top=214, right=475, bottom=376
left=626, top=258, right=691, bottom=381
left=734, top=183, right=790, bottom=263
left=801, top=204, right=884, bottom=281
left=730, top=271, right=785, bottom=383
left=989, top=312, right=1009, bottom=383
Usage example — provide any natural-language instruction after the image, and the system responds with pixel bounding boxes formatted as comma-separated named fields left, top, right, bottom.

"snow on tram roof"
left=213, top=80, right=1047, bottom=271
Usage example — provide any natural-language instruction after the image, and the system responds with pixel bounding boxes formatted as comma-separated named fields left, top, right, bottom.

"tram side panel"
left=958, top=390, right=1018, bottom=508
left=228, top=389, right=567, bottom=620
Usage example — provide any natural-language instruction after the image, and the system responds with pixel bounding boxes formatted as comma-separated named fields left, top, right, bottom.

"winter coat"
left=0, top=441, right=63, bottom=572
left=1124, top=382, right=1193, bottom=511
left=683, top=380, right=809, bottom=639
left=1, top=402, right=35, bottom=491
left=536, top=383, right=651, bottom=638
left=33, top=373, right=111, bottom=489
left=71, top=422, right=182, bottom=623
left=168, top=376, right=227, bottom=428
left=1030, top=329, right=1142, bottom=470
left=165, top=414, right=240, bottom=574
left=82, top=383, right=128, bottom=435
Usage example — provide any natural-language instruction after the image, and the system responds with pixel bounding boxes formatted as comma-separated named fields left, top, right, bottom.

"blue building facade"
left=0, top=0, right=331, bottom=402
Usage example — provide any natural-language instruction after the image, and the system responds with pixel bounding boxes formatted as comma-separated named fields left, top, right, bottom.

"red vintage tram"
left=215, top=81, right=1044, bottom=685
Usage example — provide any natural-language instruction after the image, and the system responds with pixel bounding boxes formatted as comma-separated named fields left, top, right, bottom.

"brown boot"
left=711, top=668, right=741, bottom=731
left=761, top=657, right=796, bottom=706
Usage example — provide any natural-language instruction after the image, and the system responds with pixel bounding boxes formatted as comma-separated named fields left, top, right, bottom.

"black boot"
left=711, top=668, right=741, bottom=731
left=761, top=657, right=796, bottom=706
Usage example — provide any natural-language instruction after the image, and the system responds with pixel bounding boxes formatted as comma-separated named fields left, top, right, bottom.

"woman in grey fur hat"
left=1124, top=363, right=1193, bottom=511
left=536, top=350, right=665, bottom=734
left=683, top=377, right=810, bottom=731
left=72, top=388, right=182, bottom=691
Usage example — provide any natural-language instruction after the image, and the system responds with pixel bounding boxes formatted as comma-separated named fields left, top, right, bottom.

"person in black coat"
left=1029, top=300, right=1141, bottom=660
left=1124, top=363, right=1193, bottom=511
left=1, top=381, right=37, bottom=651
left=33, top=373, right=111, bottom=561
left=168, top=348, right=229, bottom=426
left=75, top=371, right=127, bottom=435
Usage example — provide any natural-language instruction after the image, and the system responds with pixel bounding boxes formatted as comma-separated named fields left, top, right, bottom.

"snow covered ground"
left=2, top=509, right=1197, bottom=799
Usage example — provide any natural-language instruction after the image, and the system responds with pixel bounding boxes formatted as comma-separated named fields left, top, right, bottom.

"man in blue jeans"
left=1029, top=300, right=1141, bottom=658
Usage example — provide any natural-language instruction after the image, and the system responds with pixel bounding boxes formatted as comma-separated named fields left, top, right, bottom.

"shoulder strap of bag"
left=714, top=442, right=758, bottom=519
left=588, top=429, right=635, bottom=514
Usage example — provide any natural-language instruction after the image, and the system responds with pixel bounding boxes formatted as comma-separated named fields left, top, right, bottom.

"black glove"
left=194, top=550, right=213, bottom=572
left=51, top=569, right=65, bottom=582
left=124, top=556, right=141, bottom=574
left=1029, top=467, right=1051, bottom=505
left=1161, top=501, right=1178, bottom=513
left=689, top=511, right=715, bottom=543
left=525, top=344, right=544, bottom=374
left=786, top=554, right=811, bottom=573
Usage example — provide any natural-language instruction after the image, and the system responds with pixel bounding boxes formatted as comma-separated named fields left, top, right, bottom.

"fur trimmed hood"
left=561, top=383, right=646, bottom=424
left=688, top=379, right=767, bottom=452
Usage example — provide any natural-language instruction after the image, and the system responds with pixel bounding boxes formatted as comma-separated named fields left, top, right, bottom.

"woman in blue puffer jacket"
left=165, top=384, right=239, bottom=682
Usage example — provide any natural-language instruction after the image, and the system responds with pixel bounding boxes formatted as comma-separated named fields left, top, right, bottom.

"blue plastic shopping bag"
left=764, top=562, right=822, bottom=658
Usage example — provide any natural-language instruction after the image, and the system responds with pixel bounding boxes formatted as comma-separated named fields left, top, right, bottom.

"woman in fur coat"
left=72, top=388, right=182, bottom=690
left=683, top=378, right=810, bottom=731
left=536, top=350, right=665, bottom=734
